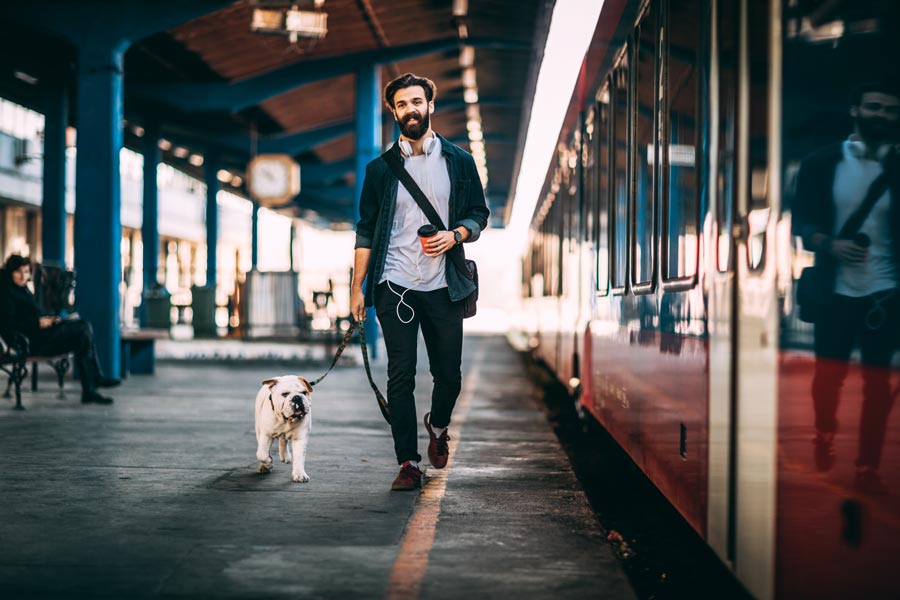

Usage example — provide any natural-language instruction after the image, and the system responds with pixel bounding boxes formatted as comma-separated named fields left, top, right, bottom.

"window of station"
left=663, top=0, right=702, bottom=281
left=611, top=58, right=630, bottom=291
left=596, top=86, right=611, bottom=295
left=632, top=5, right=658, bottom=288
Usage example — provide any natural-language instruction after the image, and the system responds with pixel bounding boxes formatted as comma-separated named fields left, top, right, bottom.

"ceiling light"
left=173, top=146, right=189, bottom=158
left=464, top=88, right=479, bottom=104
left=459, top=46, right=475, bottom=68
left=158, top=138, right=172, bottom=151
left=462, top=67, right=477, bottom=88
left=189, top=154, right=204, bottom=167
left=231, top=175, right=243, bottom=187
left=453, top=0, right=468, bottom=17
left=468, top=129, right=483, bottom=142
left=466, top=119, right=482, bottom=133
left=466, top=104, right=481, bottom=120
left=131, top=125, right=145, bottom=138
left=217, top=169, right=233, bottom=183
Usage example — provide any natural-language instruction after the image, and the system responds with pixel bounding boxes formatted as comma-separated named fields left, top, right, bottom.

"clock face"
left=248, top=155, right=300, bottom=204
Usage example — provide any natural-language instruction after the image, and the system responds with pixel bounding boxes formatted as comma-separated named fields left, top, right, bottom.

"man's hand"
left=39, top=316, right=60, bottom=329
left=830, top=239, right=868, bottom=264
left=351, top=287, right=367, bottom=322
left=424, top=229, right=465, bottom=256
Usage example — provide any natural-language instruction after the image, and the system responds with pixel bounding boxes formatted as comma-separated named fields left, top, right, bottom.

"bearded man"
left=350, top=73, right=490, bottom=490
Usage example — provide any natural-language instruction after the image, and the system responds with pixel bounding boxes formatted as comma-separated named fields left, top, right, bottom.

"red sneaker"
left=424, top=412, right=450, bottom=469
left=391, top=461, right=423, bottom=491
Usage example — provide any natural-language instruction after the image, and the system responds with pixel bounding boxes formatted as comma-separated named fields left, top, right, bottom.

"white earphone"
left=399, top=133, right=436, bottom=157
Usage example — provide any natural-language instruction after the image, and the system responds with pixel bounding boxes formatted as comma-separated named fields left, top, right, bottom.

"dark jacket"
left=354, top=134, right=491, bottom=306
left=0, top=269, right=42, bottom=340
left=791, top=142, right=900, bottom=298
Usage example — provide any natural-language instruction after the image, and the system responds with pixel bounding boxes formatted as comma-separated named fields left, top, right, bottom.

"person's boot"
left=424, top=412, right=450, bottom=469
left=813, top=431, right=836, bottom=471
left=90, top=346, right=120, bottom=388
left=81, top=390, right=113, bottom=405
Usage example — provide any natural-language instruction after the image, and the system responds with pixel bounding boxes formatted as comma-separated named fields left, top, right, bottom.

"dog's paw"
left=281, top=455, right=292, bottom=464
left=292, top=472, right=310, bottom=483
left=257, top=461, right=273, bottom=474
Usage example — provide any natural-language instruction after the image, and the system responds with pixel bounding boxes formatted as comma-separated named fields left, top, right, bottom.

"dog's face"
left=261, top=376, right=312, bottom=422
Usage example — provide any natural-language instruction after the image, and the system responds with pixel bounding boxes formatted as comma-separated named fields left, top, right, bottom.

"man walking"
left=793, top=81, right=900, bottom=493
left=350, top=73, right=489, bottom=490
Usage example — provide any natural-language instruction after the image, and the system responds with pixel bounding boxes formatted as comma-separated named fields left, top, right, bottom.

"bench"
left=120, top=328, right=169, bottom=378
left=0, top=334, right=67, bottom=410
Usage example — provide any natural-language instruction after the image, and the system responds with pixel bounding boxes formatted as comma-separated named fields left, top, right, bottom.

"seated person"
left=0, top=254, right=119, bottom=404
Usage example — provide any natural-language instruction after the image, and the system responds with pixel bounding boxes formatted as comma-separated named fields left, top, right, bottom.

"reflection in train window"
left=612, top=57, right=629, bottom=291
left=596, top=86, right=611, bottom=295
left=746, top=0, right=770, bottom=272
left=582, top=107, right=595, bottom=247
left=633, top=5, right=657, bottom=286
left=716, top=0, right=738, bottom=273
left=664, top=0, right=701, bottom=281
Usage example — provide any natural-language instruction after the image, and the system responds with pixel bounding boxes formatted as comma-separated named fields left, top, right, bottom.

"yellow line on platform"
left=384, top=351, right=483, bottom=600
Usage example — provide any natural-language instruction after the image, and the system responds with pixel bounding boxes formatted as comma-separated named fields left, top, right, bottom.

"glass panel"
left=746, top=0, right=770, bottom=271
left=612, top=59, right=630, bottom=289
left=778, top=2, right=900, bottom=597
left=665, top=0, right=702, bottom=280
left=597, top=87, right=611, bottom=295
left=633, top=7, right=657, bottom=285
left=716, top=0, right=738, bottom=273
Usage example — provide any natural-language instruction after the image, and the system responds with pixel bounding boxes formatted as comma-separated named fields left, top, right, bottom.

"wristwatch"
left=453, top=230, right=463, bottom=245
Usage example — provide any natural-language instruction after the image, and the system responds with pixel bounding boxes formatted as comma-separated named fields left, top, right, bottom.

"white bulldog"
left=254, top=375, right=313, bottom=483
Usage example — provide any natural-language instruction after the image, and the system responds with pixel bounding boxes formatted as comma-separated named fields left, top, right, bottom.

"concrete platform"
left=0, top=335, right=635, bottom=599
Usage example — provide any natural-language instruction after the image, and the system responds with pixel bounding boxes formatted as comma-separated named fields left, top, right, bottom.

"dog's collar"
left=269, top=393, right=305, bottom=423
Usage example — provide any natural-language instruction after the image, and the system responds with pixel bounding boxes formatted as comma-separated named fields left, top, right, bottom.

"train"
left=517, top=0, right=899, bottom=598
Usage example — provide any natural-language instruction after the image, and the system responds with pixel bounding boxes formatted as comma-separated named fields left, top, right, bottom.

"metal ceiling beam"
left=0, top=1, right=229, bottom=48
left=134, top=37, right=528, bottom=113
left=159, top=119, right=353, bottom=160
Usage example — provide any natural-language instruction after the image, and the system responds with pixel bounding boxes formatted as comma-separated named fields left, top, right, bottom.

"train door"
left=708, top=1, right=780, bottom=598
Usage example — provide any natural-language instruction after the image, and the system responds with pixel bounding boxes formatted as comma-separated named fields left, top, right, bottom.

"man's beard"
left=399, top=110, right=430, bottom=140
left=856, top=115, right=898, bottom=146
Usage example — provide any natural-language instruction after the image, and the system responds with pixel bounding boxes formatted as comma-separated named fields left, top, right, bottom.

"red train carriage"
left=518, top=1, right=900, bottom=598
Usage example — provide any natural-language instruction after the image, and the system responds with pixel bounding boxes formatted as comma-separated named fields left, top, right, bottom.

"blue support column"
left=251, top=201, right=259, bottom=270
left=205, top=154, right=219, bottom=287
left=355, top=63, right=382, bottom=357
left=140, top=123, right=161, bottom=326
left=41, top=82, right=68, bottom=266
left=73, top=41, right=128, bottom=379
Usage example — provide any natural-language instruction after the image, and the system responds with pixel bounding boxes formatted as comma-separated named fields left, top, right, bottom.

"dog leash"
left=308, top=320, right=391, bottom=425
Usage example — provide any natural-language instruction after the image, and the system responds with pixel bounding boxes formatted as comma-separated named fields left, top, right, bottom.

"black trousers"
left=374, top=281, right=464, bottom=464
left=813, top=291, right=899, bottom=469
left=30, top=320, right=101, bottom=393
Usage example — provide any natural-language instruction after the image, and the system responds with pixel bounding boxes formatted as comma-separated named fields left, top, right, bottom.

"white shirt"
left=833, top=137, right=897, bottom=297
left=380, top=136, right=452, bottom=291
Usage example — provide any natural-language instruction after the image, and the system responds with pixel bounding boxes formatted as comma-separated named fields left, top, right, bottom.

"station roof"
left=0, top=1, right=552, bottom=228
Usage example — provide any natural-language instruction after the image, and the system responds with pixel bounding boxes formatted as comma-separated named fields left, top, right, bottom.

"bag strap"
left=837, top=163, right=892, bottom=238
left=382, top=145, right=470, bottom=277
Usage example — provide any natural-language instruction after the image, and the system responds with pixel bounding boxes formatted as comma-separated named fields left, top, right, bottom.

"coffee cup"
left=418, top=224, right=439, bottom=254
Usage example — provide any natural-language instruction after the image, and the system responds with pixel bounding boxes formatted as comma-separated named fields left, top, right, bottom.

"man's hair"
left=850, top=81, right=900, bottom=107
left=383, top=73, right=437, bottom=109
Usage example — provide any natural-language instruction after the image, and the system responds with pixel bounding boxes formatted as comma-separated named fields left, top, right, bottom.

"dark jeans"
left=813, top=291, right=899, bottom=468
left=30, top=320, right=102, bottom=393
left=374, top=281, right=464, bottom=464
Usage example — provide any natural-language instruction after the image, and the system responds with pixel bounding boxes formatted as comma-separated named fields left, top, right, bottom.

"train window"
left=662, top=0, right=702, bottom=281
left=632, top=4, right=658, bottom=288
left=611, top=56, right=629, bottom=291
left=716, top=0, right=738, bottom=273
left=745, top=0, right=770, bottom=272
left=596, top=85, right=611, bottom=296
left=582, top=108, right=595, bottom=246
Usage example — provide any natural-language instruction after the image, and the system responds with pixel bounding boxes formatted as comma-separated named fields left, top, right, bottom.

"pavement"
left=0, top=334, right=635, bottom=600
